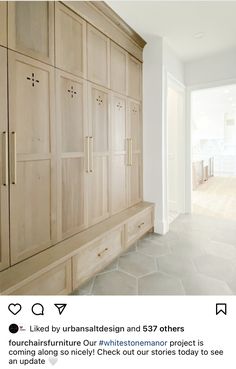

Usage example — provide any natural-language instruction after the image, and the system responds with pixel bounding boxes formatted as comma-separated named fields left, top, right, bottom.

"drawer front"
left=8, top=260, right=72, bottom=295
left=126, top=208, right=153, bottom=246
left=73, top=227, right=124, bottom=289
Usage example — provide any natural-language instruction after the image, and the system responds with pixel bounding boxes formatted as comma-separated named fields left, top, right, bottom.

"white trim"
left=155, top=219, right=169, bottom=235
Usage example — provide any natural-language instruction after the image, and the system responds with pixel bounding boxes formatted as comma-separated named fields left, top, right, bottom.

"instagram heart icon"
left=8, top=303, right=22, bottom=315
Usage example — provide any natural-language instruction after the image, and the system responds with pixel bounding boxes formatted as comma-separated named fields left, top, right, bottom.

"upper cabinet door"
left=56, top=70, right=88, bottom=240
left=87, top=25, right=109, bottom=88
left=8, top=1, right=54, bottom=65
left=55, top=3, right=86, bottom=78
left=8, top=51, right=57, bottom=265
left=110, top=42, right=127, bottom=95
left=0, top=47, right=9, bottom=271
left=0, top=2, right=7, bottom=47
left=128, top=55, right=142, bottom=101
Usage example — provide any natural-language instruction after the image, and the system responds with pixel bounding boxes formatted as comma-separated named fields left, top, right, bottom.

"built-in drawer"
left=72, top=227, right=124, bottom=289
left=7, top=260, right=72, bottom=295
left=125, top=207, right=153, bottom=246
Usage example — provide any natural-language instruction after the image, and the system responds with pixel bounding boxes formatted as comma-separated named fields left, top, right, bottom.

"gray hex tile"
left=92, top=270, right=136, bottom=295
left=98, top=260, right=118, bottom=274
left=182, top=273, right=233, bottom=295
left=158, top=254, right=197, bottom=277
left=169, top=236, right=206, bottom=258
left=71, top=277, right=94, bottom=295
left=123, top=243, right=137, bottom=255
left=205, top=240, right=236, bottom=260
left=138, top=272, right=185, bottom=295
left=118, top=252, right=156, bottom=277
left=195, top=254, right=235, bottom=282
left=137, top=239, right=170, bottom=257
left=228, top=273, right=236, bottom=294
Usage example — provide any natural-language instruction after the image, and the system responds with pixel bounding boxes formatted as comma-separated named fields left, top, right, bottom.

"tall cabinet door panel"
left=0, top=2, right=7, bottom=47
left=8, top=1, right=54, bottom=64
left=110, top=42, right=127, bottom=95
left=88, top=84, right=109, bottom=225
left=0, top=47, right=9, bottom=271
left=8, top=52, right=56, bottom=264
left=56, top=70, right=87, bottom=240
left=55, top=3, right=86, bottom=77
left=128, top=55, right=142, bottom=101
left=127, top=99, right=142, bottom=206
left=87, top=25, right=109, bottom=88
left=111, top=94, right=127, bottom=214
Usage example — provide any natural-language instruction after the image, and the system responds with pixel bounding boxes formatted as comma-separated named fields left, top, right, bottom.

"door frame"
left=185, top=77, right=236, bottom=213
left=166, top=72, right=186, bottom=228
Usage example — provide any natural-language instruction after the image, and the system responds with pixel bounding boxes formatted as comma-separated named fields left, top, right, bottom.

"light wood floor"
left=192, top=176, right=236, bottom=222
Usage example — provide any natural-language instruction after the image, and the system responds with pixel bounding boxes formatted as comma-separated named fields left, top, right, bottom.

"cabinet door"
left=110, top=42, right=127, bottom=95
left=0, top=2, right=7, bottom=47
left=88, top=84, right=110, bottom=225
left=56, top=70, right=87, bottom=240
left=127, top=99, right=142, bottom=206
left=128, top=55, right=142, bottom=100
left=55, top=3, right=86, bottom=77
left=8, top=51, right=57, bottom=264
left=0, top=47, right=9, bottom=271
left=87, top=24, right=109, bottom=88
left=8, top=1, right=54, bottom=64
left=111, top=94, right=127, bottom=214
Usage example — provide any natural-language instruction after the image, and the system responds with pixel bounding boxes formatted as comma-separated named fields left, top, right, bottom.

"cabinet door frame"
left=127, top=54, right=142, bottom=101
left=8, top=51, right=57, bottom=264
left=87, top=82, right=111, bottom=226
left=56, top=69, right=88, bottom=241
left=0, top=2, right=7, bottom=47
left=110, top=41, right=127, bottom=95
left=0, top=46, right=9, bottom=271
left=55, top=2, right=86, bottom=78
left=8, top=1, right=55, bottom=65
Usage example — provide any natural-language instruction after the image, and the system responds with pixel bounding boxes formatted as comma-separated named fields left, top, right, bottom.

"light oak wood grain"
left=125, top=207, right=153, bottom=246
left=55, top=2, right=86, bottom=77
left=110, top=42, right=127, bottom=95
left=8, top=51, right=57, bottom=264
left=0, top=46, right=9, bottom=271
left=128, top=54, right=142, bottom=101
left=8, top=1, right=54, bottom=65
left=0, top=2, right=7, bottom=47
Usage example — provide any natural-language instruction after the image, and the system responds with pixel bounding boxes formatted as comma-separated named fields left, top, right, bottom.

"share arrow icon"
left=54, top=304, right=67, bottom=315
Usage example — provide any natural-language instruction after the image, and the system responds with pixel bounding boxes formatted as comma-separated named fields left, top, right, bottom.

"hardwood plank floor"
left=192, top=176, right=236, bottom=222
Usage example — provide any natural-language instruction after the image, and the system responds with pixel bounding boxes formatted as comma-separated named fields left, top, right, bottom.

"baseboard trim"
left=154, top=220, right=169, bottom=235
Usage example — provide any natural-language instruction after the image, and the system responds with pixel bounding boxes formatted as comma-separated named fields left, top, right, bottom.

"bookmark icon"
left=54, top=304, right=67, bottom=315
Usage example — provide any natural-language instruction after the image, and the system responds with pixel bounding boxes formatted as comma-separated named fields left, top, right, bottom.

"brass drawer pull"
left=138, top=222, right=145, bottom=229
left=2, top=131, right=8, bottom=186
left=98, top=247, right=108, bottom=257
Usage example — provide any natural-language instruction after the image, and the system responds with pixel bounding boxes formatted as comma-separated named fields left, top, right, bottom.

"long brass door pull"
left=11, top=132, right=17, bottom=185
left=2, top=131, right=8, bottom=186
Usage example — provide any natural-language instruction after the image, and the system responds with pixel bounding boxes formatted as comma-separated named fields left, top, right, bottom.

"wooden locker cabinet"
left=128, top=54, right=142, bottom=101
left=8, top=1, right=54, bottom=65
left=87, top=83, right=110, bottom=226
left=0, top=46, right=9, bottom=271
left=87, top=24, right=110, bottom=88
left=111, top=93, right=127, bottom=214
left=55, top=3, right=86, bottom=78
left=110, top=42, right=127, bottom=95
left=8, top=51, right=57, bottom=264
left=56, top=70, right=88, bottom=240
left=0, top=2, right=7, bottom=47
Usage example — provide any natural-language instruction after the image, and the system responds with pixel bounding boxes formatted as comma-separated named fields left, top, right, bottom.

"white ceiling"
left=107, top=1, right=236, bottom=62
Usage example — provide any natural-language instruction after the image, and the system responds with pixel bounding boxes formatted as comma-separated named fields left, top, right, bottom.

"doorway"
left=191, top=84, right=236, bottom=221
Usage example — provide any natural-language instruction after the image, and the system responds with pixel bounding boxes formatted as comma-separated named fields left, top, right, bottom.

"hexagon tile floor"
left=72, top=213, right=236, bottom=296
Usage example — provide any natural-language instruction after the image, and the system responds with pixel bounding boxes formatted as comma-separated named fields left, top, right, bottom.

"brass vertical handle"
left=90, top=137, right=94, bottom=173
left=2, top=131, right=8, bottom=186
left=85, top=136, right=90, bottom=173
left=11, top=131, right=17, bottom=185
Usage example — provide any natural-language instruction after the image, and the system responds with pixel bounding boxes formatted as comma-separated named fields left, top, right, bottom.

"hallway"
left=73, top=213, right=236, bottom=296
left=192, top=176, right=236, bottom=222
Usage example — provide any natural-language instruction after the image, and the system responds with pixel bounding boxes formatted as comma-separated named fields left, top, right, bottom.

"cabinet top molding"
left=62, top=1, right=146, bottom=61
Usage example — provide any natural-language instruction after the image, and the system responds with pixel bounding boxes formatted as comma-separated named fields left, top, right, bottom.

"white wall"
left=143, top=36, right=185, bottom=234
left=185, top=49, right=236, bottom=86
